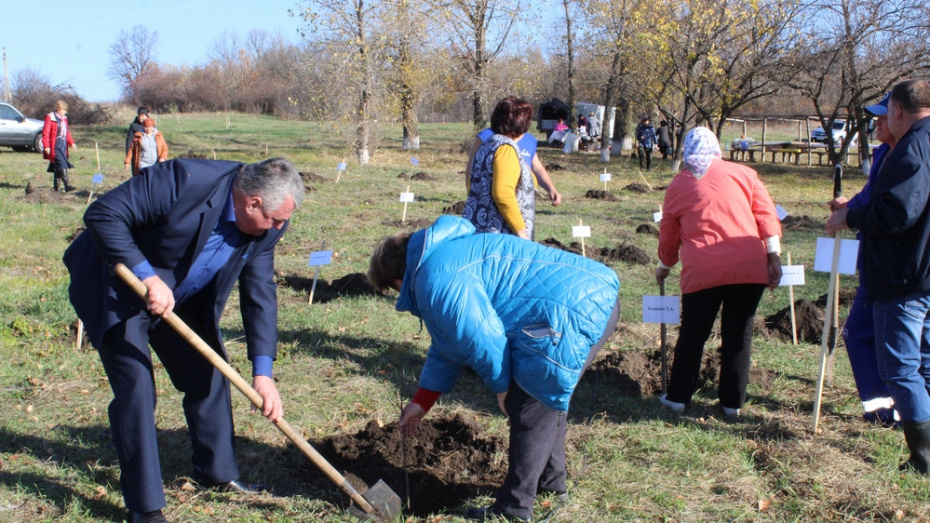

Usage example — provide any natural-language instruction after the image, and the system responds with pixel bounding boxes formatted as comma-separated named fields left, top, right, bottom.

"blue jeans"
left=874, top=293, right=930, bottom=423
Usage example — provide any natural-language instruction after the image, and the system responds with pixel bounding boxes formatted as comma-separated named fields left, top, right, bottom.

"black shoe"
left=538, top=489, right=569, bottom=503
left=128, top=509, right=168, bottom=523
left=64, top=185, right=77, bottom=192
left=204, top=479, right=268, bottom=494
left=464, top=506, right=530, bottom=522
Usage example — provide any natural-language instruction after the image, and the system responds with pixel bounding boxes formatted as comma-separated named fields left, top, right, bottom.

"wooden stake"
left=309, top=240, right=326, bottom=305
left=787, top=252, right=798, bottom=345
left=213, top=148, right=217, bottom=160
left=335, top=156, right=347, bottom=183
left=603, top=168, right=608, bottom=191
left=95, top=142, right=101, bottom=171
left=401, top=185, right=410, bottom=223
left=579, top=219, right=586, bottom=258
left=812, top=231, right=843, bottom=433
left=75, top=319, right=83, bottom=351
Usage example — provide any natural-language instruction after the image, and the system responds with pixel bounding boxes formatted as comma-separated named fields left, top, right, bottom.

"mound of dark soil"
left=765, top=300, right=825, bottom=344
left=25, top=181, right=36, bottom=195
left=585, top=189, right=618, bottom=201
left=443, top=201, right=466, bottom=214
left=814, top=289, right=855, bottom=309
left=380, top=218, right=433, bottom=229
left=599, top=241, right=651, bottom=265
left=177, top=150, right=207, bottom=159
left=307, top=414, right=506, bottom=517
left=623, top=182, right=651, bottom=193
left=299, top=171, right=328, bottom=183
left=19, top=187, right=88, bottom=204
left=636, top=223, right=660, bottom=236
left=397, top=172, right=409, bottom=179
left=781, top=215, right=819, bottom=231
left=68, top=226, right=86, bottom=242
left=277, top=272, right=379, bottom=303
left=653, top=185, right=668, bottom=191
left=582, top=348, right=775, bottom=398
left=540, top=238, right=582, bottom=255
left=545, top=163, right=565, bottom=171
left=410, top=172, right=437, bottom=181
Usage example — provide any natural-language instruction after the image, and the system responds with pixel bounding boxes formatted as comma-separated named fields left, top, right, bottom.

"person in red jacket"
left=42, top=100, right=77, bottom=192
left=656, top=126, right=782, bottom=418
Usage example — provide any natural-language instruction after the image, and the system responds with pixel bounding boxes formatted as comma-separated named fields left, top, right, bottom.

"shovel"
left=114, top=264, right=402, bottom=521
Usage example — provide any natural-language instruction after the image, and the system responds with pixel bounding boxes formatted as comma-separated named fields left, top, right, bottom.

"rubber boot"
left=53, top=169, right=61, bottom=191
left=900, top=421, right=930, bottom=474
left=61, top=169, right=76, bottom=192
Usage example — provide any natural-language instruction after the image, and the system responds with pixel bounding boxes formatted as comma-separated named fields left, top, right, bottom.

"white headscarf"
left=682, top=126, right=721, bottom=179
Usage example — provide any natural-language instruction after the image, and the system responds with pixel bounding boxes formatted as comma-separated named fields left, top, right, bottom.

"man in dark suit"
left=63, top=157, right=304, bottom=523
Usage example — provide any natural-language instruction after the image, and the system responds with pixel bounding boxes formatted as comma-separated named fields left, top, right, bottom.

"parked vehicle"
left=812, top=119, right=857, bottom=145
left=0, top=102, right=44, bottom=152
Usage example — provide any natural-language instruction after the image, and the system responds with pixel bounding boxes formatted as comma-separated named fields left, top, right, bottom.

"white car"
left=812, top=119, right=857, bottom=145
left=0, top=102, right=44, bottom=152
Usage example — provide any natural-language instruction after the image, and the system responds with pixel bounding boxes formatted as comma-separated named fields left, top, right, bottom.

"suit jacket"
left=63, top=159, right=286, bottom=363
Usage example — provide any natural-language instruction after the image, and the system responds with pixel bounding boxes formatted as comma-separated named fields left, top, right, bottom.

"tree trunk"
left=563, top=0, right=577, bottom=134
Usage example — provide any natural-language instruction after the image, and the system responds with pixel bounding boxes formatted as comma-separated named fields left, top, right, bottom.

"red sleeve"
left=412, top=387, right=442, bottom=413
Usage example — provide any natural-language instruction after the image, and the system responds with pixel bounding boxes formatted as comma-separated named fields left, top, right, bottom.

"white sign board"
left=653, top=211, right=663, bottom=223
left=643, top=295, right=680, bottom=324
left=399, top=192, right=415, bottom=203
left=778, top=265, right=805, bottom=286
left=776, top=204, right=789, bottom=221
left=814, top=237, right=859, bottom=275
left=308, top=250, right=334, bottom=267
left=92, top=173, right=104, bottom=184
left=572, top=225, right=591, bottom=238
left=337, top=162, right=347, bottom=171
left=599, top=172, right=611, bottom=182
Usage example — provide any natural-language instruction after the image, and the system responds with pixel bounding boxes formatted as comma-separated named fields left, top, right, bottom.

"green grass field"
left=1, top=113, right=927, bottom=522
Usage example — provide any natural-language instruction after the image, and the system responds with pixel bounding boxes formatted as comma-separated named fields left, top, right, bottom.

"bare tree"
left=562, top=0, right=578, bottom=133
left=107, top=25, right=160, bottom=105
left=446, top=0, right=522, bottom=133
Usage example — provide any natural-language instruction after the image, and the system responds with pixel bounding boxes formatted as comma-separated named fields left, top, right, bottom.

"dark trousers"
left=666, top=284, right=765, bottom=409
left=97, top=307, right=238, bottom=513
left=493, top=300, right=620, bottom=521
left=638, top=146, right=653, bottom=169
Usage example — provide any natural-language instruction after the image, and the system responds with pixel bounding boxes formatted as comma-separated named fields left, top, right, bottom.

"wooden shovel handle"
left=113, top=263, right=378, bottom=516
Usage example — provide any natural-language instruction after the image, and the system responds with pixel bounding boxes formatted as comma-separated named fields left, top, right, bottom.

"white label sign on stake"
left=813, top=237, right=859, bottom=275
left=778, top=265, right=805, bottom=286
left=653, top=211, right=663, bottom=223
left=775, top=204, right=789, bottom=221
left=337, top=162, right=347, bottom=171
left=572, top=225, right=591, bottom=238
left=399, top=192, right=415, bottom=203
left=643, top=295, right=680, bottom=324
left=308, top=250, right=334, bottom=267
left=92, top=173, right=104, bottom=184
left=599, top=172, right=611, bottom=182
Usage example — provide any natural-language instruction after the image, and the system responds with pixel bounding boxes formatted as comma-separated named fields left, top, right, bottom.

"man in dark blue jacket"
left=63, top=158, right=304, bottom=523
left=827, top=79, right=930, bottom=474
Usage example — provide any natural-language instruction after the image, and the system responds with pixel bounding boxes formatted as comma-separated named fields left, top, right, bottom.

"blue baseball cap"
left=864, top=92, right=890, bottom=116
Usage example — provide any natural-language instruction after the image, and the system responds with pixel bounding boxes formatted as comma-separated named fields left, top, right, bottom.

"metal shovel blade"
left=347, top=479, right=403, bottom=521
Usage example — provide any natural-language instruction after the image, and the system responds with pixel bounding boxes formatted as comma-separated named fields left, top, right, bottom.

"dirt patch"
left=68, top=226, right=86, bottom=243
left=623, top=182, right=651, bottom=193
left=584, top=189, right=618, bottom=201
left=540, top=237, right=582, bottom=255
left=380, top=218, right=433, bottom=229
left=443, top=201, right=466, bottom=214
left=307, top=414, right=506, bottom=517
left=545, top=163, right=565, bottom=171
left=814, top=290, right=855, bottom=309
left=177, top=150, right=207, bottom=159
left=636, top=223, right=660, bottom=236
left=765, top=300, right=825, bottom=344
left=781, top=215, right=820, bottom=231
left=410, top=172, right=437, bottom=181
left=598, top=241, right=651, bottom=265
left=299, top=171, right=328, bottom=183
left=277, top=272, right=379, bottom=303
left=582, top=349, right=775, bottom=399
left=19, top=187, right=89, bottom=204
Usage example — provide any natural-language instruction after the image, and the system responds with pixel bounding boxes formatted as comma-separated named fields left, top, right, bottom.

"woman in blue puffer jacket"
left=368, top=215, right=620, bottom=522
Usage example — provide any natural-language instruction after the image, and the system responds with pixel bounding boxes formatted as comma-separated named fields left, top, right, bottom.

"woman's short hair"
left=490, top=96, right=533, bottom=139
left=54, top=100, right=69, bottom=113
left=368, top=231, right=412, bottom=293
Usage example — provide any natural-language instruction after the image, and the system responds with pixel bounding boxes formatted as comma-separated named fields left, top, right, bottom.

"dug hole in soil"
left=277, top=272, right=380, bottom=303
left=306, top=413, right=506, bottom=517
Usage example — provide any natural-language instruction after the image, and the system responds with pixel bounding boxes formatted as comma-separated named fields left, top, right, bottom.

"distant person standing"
left=126, top=107, right=150, bottom=153
left=125, top=118, right=169, bottom=176
left=42, top=100, right=77, bottom=192
left=587, top=111, right=601, bottom=139
left=657, top=120, right=672, bottom=160
left=636, top=116, right=657, bottom=170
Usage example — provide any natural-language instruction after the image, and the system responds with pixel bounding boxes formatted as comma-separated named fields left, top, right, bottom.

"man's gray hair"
left=234, top=158, right=305, bottom=211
